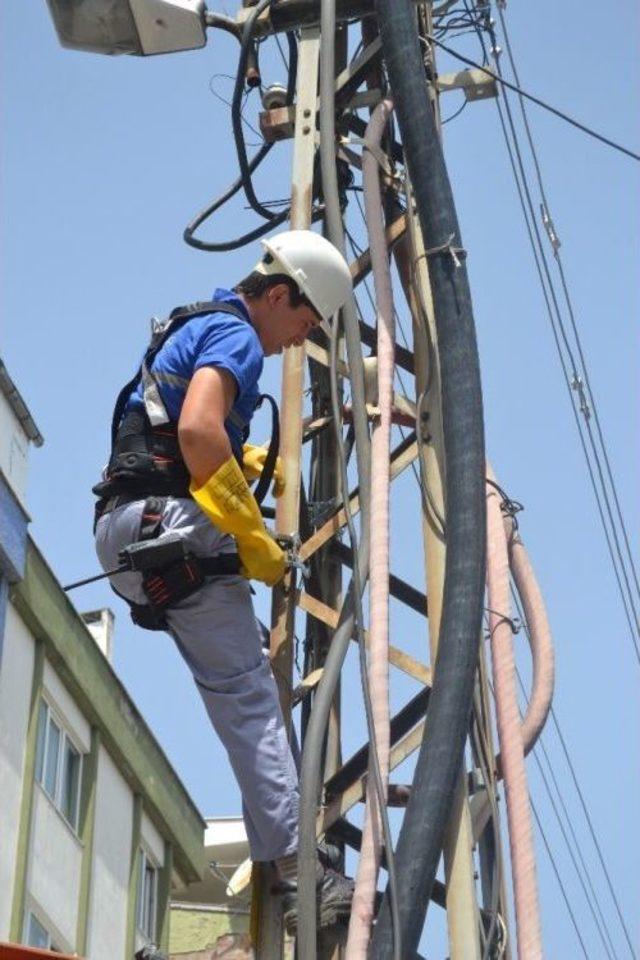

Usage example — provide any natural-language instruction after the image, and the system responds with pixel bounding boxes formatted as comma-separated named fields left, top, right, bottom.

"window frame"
left=34, top=696, right=84, bottom=833
left=136, top=846, right=159, bottom=942
left=24, top=910, right=62, bottom=952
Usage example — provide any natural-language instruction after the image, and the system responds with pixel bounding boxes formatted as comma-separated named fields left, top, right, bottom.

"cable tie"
left=485, top=607, right=521, bottom=635
left=421, top=233, right=467, bottom=268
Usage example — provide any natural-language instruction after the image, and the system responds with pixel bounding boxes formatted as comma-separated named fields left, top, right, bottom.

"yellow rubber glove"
left=242, top=443, right=286, bottom=498
left=190, top=456, right=286, bottom=586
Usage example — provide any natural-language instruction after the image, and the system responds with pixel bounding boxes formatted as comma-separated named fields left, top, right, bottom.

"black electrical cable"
left=183, top=151, right=288, bottom=251
left=442, top=96, right=469, bottom=124
left=370, top=1, right=486, bottom=955
left=231, top=0, right=281, bottom=220
left=184, top=26, right=298, bottom=251
left=426, top=34, right=640, bottom=162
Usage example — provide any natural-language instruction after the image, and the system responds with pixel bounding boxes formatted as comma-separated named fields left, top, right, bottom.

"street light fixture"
left=45, top=0, right=207, bottom=56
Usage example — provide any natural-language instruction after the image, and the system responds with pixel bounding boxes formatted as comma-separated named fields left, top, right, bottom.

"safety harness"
left=91, top=300, right=279, bottom=630
left=93, top=300, right=279, bottom=506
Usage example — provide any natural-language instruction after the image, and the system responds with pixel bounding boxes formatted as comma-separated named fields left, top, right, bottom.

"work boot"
left=134, top=946, right=168, bottom=960
left=280, top=865, right=354, bottom=934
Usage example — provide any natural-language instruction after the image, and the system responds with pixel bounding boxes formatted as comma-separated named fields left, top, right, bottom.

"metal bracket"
left=436, top=67, right=498, bottom=101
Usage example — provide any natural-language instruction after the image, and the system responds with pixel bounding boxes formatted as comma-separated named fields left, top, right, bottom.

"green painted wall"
left=12, top=539, right=205, bottom=884
left=76, top=727, right=100, bottom=954
left=126, top=795, right=143, bottom=959
left=9, top=638, right=44, bottom=942
left=157, top=841, right=173, bottom=952
left=169, top=906, right=249, bottom=955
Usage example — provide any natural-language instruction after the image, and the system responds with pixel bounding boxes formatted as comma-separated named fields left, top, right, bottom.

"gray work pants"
left=95, top=497, right=299, bottom=862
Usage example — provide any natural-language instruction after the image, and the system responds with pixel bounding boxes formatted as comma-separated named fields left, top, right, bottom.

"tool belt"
left=104, top=495, right=240, bottom=631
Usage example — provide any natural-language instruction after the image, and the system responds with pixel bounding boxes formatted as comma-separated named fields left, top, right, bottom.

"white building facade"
left=0, top=360, right=206, bottom=958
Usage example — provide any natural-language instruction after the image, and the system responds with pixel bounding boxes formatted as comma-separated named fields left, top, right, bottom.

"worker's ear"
left=267, top=282, right=291, bottom=309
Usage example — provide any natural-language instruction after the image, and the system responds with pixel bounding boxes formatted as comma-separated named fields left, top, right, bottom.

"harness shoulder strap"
left=110, top=301, right=250, bottom=444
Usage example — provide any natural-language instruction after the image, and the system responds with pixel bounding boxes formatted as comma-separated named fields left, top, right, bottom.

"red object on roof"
left=0, top=945, right=83, bottom=960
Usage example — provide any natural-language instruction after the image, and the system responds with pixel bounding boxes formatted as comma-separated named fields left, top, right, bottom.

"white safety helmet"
left=255, top=229, right=352, bottom=322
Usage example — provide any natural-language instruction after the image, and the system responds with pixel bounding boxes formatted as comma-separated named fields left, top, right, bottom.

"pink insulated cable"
left=486, top=480, right=544, bottom=958
left=345, top=98, right=395, bottom=959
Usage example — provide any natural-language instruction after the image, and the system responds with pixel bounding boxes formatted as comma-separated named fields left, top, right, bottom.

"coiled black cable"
left=184, top=13, right=298, bottom=251
left=232, top=0, right=289, bottom=221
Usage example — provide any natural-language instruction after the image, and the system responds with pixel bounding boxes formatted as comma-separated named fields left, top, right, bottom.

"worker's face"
left=261, top=283, right=322, bottom=356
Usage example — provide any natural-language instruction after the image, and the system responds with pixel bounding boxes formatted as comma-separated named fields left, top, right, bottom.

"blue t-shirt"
left=126, top=288, right=264, bottom=458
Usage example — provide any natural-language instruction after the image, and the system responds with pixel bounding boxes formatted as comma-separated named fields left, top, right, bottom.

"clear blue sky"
left=2, top=2, right=638, bottom=956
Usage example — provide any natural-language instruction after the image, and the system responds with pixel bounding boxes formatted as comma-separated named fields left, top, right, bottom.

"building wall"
left=169, top=904, right=250, bottom=955
left=28, top=786, right=83, bottom=949
left=0, top=392, right=29, bottom=507
left=142, top=810, right=166, bottom=871
left=42, top=659, right=91, bottom=753
left=86, top=746, right=134, bottom=960
left=0, top=602, right=35, bottom=938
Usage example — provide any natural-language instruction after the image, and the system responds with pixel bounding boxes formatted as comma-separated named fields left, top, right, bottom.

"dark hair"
left=234, top=269, right=322, bottom=321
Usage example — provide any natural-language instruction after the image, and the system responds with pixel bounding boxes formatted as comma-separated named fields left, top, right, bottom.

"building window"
left=136, top=848, right=158, bottom=941
left=25, top=911, right=61, bottom=952
left=34, top=698, right=83, bottom=832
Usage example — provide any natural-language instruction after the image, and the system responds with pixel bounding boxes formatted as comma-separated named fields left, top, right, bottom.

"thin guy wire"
left=520, top=687, right=618, bottom=958
left=511, top=585, right=636, bottom=957
left=488, top=46, right=640, bottom=664
left=464, top=4, right=640, bottom=658
left=511, top=589, right=619, bottom=958
left=495, top=4, right=640, bottom=609
left=425, top=34, right=640, bottom=161
left=530, top=800, right=591, bottom=959
left=548, top=706, right=638, bottom=959
left=486, top=668, right=592, bottom=958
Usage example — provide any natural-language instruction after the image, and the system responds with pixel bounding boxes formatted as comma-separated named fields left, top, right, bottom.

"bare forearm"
left=179, top=424, right=232, bottom=488
left=178, top=366, right=238, bottom=487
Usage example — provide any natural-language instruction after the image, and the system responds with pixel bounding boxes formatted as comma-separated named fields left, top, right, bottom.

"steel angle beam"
left=327, top=818, right=448, bottom=910
left=320, top=720, right=425, bottom=833
left=324, top=686, right=430, bottom=800
left=331, top=541, right=428, bottom=617
left=299, top=432, right=419, bottom=562
left=296, top=590, right=431, bottom=686
left=357, top=320, right=415, bottom=375
left=349, top=214, right=408, bottom=285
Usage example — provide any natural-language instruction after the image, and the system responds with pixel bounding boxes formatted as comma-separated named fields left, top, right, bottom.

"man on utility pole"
left=92, top=229, right=355, bottom=934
